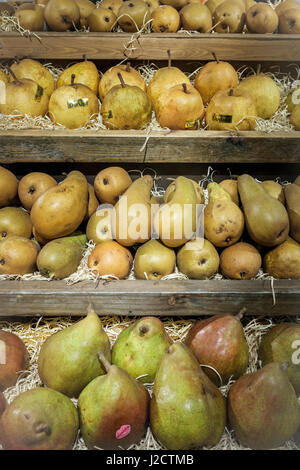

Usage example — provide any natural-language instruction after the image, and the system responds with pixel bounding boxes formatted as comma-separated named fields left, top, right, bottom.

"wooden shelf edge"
left=0, top=279, right=299, bottom=317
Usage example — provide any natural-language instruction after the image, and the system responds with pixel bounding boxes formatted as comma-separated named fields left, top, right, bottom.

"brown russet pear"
left=185, top=311, right=249, bottom=384
left=261, top=180, right=285, bottom=205
left=88, top=240, right=133, bottom=278
left=0, top=331, right=28, bottom=391
left=204, top=182, right=244, bottom=247
left=0, top=388, right=79, bottom=450
left=88, top=7, right=116, bottom=31
left=18, top=172, right=57, bottom=211
left=154, top=176, right=198, bottom=248
left=264, top=237, right=300, bottom=279
left=100, top=0, right=123, bottom=16
left=38, top=305, right=111, bottom=397
left=206, top=88, right=257, bottom=130
left=0, top=207, right=32, bottom=241
left=177, top=238, right=220, bottom=279
left=75, top=0, right=96, bottom=27
left=284, top=183, right=300, bottom=242
left=101, top=73, right=152, bottom=130
left=118, top=0, right=151, bottom=32
left=194, top=57, right=238, bottom=106
left=220, top=242, right=262, bottom=279
left=0, top=166, right=18, bottom=207
left=115, top=175, right=153, bottom=246
left=238, top=174, right=289, bottom=246
left=279, top=7, right=300, bottom=33
left=57, top=56, right=100, bottom=96
left=78, top=351, right=149, bottom=449
left=219, top=179, right=239, bottom=206
left=31, top=170, right=88, bottom=240
left=94, top=167, right=132, bottom=205
left=213, top=0, right=245, bottom=33
left=15, top=3, right=44, bottom=31
left=147, top=50, right=191, bottom=107
left=259, top=323, right=300, bottom=396
left=86, top=207, right=114, bottom=244
left=0, top=393, right=6, bottom=418
left=0, top=236, right=39, bottom=275
left=151, top=5, right=180, bottom=32
left=99, top=63, right=146, bottom=102
left=112, top=317, right=172, bottom=382
left=237, top=74, right=280, bottom=119
left=179, top=3, right=212, bottom=31
left=228, top=363, right=300, bottom=449
left=155, top=83, right=204, bottom=130
left=150, top=342, right=226, bottom=449
left=246, top=3, right=278, bottom=33
left=44, top=0, right=80, bottom=31
left=10, top=59, right=55, bottom=97
left=134, top=239, right=176, bottom=280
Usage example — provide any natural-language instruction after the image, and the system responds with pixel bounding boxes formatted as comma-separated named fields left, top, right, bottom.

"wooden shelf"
left=0, top=279, right=299, bottom=317
left=0, top=32, right=300, bottom=61
left=0, top=129, right=299, bottom=164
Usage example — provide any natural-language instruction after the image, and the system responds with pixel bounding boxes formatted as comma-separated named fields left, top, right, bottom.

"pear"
left=286, top=85, right=300, bottom=113
left=185, top=311, right=249, bottom=384
left=206, top=87, right=257, bottom=131
left=99, top=63, right=146, bottom=102
left=31, top=170, right=88, bottom=240
left=264, top=237, right=300, bottom=279
left=38, top=305, right=111, bottom=397
left=88, top=7, right=117, bottom=31
left=151, top=5, right=181, bottom=32
left=237, top=74, right=280, bottom=120
left=112, top=317, right=172, bottom=383
left=86, top=207, right=114, bottom=245
left=246, top=3, right=278, bottom=33
left=164, top=178, right=205, bottom=205
left=75, top=0, right=96, bottom=27
left=134, top=239, right=176, bottom=280
left=0, top=236, right=39, bottom=275
left=290, top=103, right=300, bottom=130
left=57, top=56, right=100, bottom=96
left=150, top=342, right=226, bottom=449
left=0, top=207, right=32, bottom=241
left=279, top=7, right=300, bottom=33
left=213, top=0, right=245, bottom=33
left=259, top=323, right=300, bottom=396
left=49, top=74, right=99, bottom=129
left=194, top=57, right=238, bottom=106
left=0, top=387, right=79, bottom=450
left=78, top=351, right=149, bottom=449
left=94, top=166, right=132, bottom=205
left=0, top=331, right=28, bottom=391
left=0, top=70, right=8, bottom=87
left=155, top=83, right=204, bottom=130
left=10, top=59, right=54, bottom=98
left=37, top=233, right=87, bottom=279
left=85, top=184, right=99, bottom=220
left=275, top=0, right=300, bottom=17
left=0, top=393, right=6, bottom=418
left=18, top=172, right=57, bottom=211
left=179, top=3, right=212, bottom=32
left=100, top=0, right=123, bottom=16
left=145, top=0, right=161, bottom=12
left=220, top=242, right=262, bottom=279
left=228, top=363, right=300, bottom=449
left=206, top=0, right=224, bottom=14
left=101, top=73, right=152, bottom=130
left=118, top=0, right=151, bottom=32
left=0, top=71, right=49, bottom=118
left=219, top=179, right=239, bottom=206
left=238, top=174, right=289, bottom=246
left=261, top=180, right=285, bottom=205
left=15, top=3, right=45, bottom=31
left=44, top=0, right=80, bottom=31
left=154, top=176, right=198, bottom=248
left=285, top=183, right=300, bottom=242
left=177, top=238, right=220, bottom=279
left=204, top=182, right=244, bottom=247
left=115, top=175, right=153, bottom=246
left=0, top=166, right=18, bottom=208
left=160, top=0, right=188, bottom=9
left=147, top=50, right=191, bottom=107
left=88, top=240, right=133, bottom=278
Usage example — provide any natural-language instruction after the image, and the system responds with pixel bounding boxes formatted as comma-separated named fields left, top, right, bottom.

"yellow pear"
left=44, top=0, right=80, bottom=31
left=99, top=62, right=146, bottom=102
left=57, top=57, right=99, bottom=96
left=87, top=7, right=116, bottom=32
left=10, top=59, right=55, bottom=97
left=0, top=166, right=18, bottom=207
left=15, top=3, right=45, bottom=31
left=75, top=0, right=96, bottom=27
left=134, top=239, right=176, bottom=279
left=100, top=0, right=123, bottom=16
left=237, top=74, right=280, bottom=120
left=177, top=238, right=220, bottom=279
left=118, top=0, right=151, bottom=32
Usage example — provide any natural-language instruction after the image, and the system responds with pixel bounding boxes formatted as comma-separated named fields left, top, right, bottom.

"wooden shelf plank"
left=0, top=129, right=299, bottom=164
left=0, top=279, right=299, bottom=317
left=0, top=32, right=300, bottom=61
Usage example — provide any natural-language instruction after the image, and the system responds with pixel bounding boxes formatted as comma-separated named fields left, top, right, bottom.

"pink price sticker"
left=116, top=424, right=131, bottom=440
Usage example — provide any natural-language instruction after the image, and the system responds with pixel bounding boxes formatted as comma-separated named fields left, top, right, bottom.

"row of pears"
left=0, top=308, right=299, bottom=449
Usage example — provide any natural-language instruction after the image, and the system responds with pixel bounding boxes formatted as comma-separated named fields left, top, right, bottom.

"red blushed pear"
left=155, top=83, right=204, bottom=130
left=0, top=331, right=28, bottom=392
left=185, top=309, right=249, bottom=385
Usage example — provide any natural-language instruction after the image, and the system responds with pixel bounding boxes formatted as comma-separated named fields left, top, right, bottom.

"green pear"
left=228, top=362, right=300, bottom=449
left=78, top=352, right=149, bottom=449
left=259, top=323, right=300, bottom=395
left=150, top=343, right=226, bottom=450
left=134, top=239, right=176, bottom=280
left=38, top=305, right=111, bottom=398
left=177, top=238, right=220, bottom=279
left=285, top=183, right=300, bottom=243
left=37, top=232, right=87, bottom=279
left=0, top=207, right=32, bottom=241
left=112, top=317, right=172, bottom=383
left=0, top=387, right=79, bottom=450
left=238, top=174, right=289, bottom=246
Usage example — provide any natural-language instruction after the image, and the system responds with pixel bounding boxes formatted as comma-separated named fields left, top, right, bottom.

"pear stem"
left=71, top=74, right=76, bottom=85
left=212, top=52, right=219, bottom=63
left=229, top=88, right=234, bottom=96
left=281, top=362, right=290, bottom=371
left=83, top=54, right=87, bottom=62
left=118, top=72, right=126, bottom=88
left=257, top=63, right=261, bottom=75
left=235, top=307, right=246, bottom=321
left=98, top=351, right=111, bottom=373
left=167, top=49, right=171, bottom=69
left=8, top=66, right=21, bottom=84
left=87, top=303, right=95, bottom=316
left=182, top=83, right=189, bottom=94
left=126, top=62, right=131, bottom=72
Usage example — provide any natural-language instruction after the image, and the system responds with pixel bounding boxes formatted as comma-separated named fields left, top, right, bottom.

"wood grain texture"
left=1, top=33, right=300, bottom=61
left=0, top=130, right=300, bottom=163
left=0, top=279, right=299, bottom=317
